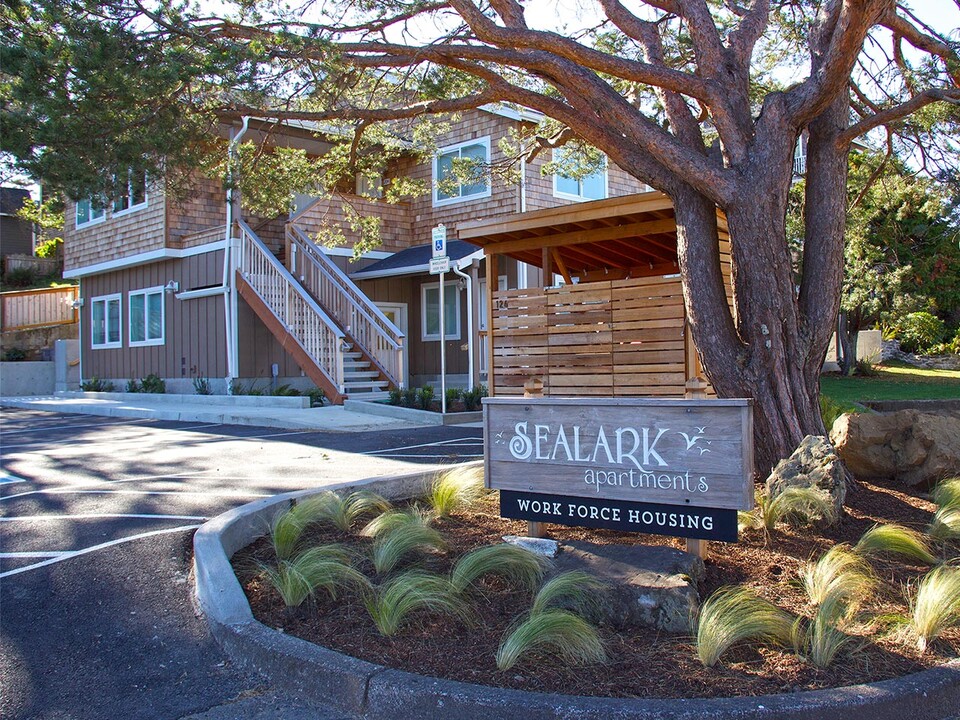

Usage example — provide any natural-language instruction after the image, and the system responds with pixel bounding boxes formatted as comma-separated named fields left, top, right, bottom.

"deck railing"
left=237, top=220, right=345, bottom=392
left=287, top=224, right=404, bottom=387
left=0, top=285, right=78, bottom=331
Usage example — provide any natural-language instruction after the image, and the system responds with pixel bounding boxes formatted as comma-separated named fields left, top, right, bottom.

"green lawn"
left=820, top=363, right=960, bottom=404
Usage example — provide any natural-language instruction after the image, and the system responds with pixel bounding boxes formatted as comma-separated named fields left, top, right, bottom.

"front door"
left=376, top=302, right=409, bottom=389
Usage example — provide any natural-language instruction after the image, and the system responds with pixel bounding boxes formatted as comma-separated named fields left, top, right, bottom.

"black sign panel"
left=500, top=490, right=738, bottom=542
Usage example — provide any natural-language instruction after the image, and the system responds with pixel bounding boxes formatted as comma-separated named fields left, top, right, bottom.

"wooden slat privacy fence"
left=1, top=285, right=78, bottom=331
left=491, top=276, right=696, bottom=398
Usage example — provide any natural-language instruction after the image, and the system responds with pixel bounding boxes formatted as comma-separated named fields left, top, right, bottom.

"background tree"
left=3, top=0, right=959, bottom=473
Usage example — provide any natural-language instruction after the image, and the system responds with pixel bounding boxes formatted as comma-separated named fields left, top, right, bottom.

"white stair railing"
left=287, top=224, right=405, bottom=388
left=238, top=220, right=345, bottom=393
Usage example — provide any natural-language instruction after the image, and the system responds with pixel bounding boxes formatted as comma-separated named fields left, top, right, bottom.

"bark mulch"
left=231, top=478, right=959, bottom=699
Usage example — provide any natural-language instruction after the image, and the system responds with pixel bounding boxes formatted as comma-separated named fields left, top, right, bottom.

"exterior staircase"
left=235, top=218, right=403, bottom=405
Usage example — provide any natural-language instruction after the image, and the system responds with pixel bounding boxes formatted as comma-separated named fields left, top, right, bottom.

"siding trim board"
left=64, top=240, right=226, bottom=279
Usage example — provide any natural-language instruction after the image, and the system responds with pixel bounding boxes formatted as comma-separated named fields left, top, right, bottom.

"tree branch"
left=839, top=87, right=960, bottom=145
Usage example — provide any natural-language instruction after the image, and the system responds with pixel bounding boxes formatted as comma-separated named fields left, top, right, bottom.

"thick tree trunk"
left=838, top=312, right=854, bottom=376
left=673, top=109, right=831, bottom=477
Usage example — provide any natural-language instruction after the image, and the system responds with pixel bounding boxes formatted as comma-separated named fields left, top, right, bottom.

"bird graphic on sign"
left=678, top=429, right=710, bottom=452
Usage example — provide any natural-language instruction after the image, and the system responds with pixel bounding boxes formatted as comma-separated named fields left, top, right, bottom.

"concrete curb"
left=193, top=469, right=960, bottom=720
left=344, top=399, right=482, bottom=425
left=58, top=391, right=311, bottom=408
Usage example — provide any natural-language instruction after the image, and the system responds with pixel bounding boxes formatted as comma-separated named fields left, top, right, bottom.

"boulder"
left=831, top=410, right=960, bottom=487
left=549, top=542, right=703, bottom=633
left=765, top=435, right=847, bottom=514
left=501, top=535, right=559, bottom=558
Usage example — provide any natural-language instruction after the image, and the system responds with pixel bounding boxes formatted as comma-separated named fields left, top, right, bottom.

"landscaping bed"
left=231, top=476, right=959, bottom=700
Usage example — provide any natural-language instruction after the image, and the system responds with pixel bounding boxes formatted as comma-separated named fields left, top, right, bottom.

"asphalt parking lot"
left=0, top=407, right=483, bottom=720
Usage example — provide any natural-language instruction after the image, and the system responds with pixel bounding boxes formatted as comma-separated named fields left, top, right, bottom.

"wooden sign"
left=483, top=397, right=754, bottom=519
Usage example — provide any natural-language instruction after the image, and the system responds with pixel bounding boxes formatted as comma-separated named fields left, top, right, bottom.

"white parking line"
left=0, top=513, right=208, bottom=522
left=2, top=488, right=271, bottom=500
left=364, top=437, right=481, bottom=455
left=1, top=426, right=318, bottom=450
left=0, top=524, right=202, bottom=579
left=0, top=417, right=154, bottom=436
left=0, top=473, right=29, bottom=485
left=375, top=453, right=483, bottom=459
left=0, top=551, right=71, bottom=559
left=0, top=470, right=224, bottom=501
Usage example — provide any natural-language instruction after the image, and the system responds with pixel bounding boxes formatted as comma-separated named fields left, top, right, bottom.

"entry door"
left=376, top=302, right=409, bottom=388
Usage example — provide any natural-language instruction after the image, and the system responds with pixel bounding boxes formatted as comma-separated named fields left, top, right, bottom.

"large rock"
left=831, top=410, right=960, bottom=486
left=550, top=542, right=703, bottom=633
left=765, top=435, right=847, bottom=514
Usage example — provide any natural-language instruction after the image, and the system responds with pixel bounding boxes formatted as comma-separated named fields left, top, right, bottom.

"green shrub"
left=80, top=377, right=115, bottom=392
left=305, top=386, right=325, bottom=407
left=695, top=586, right=794, bottom=667
left=388, top=387, right=403, bottom=406
left=401, top=387, right=417, bottom=407
left=889, top=311, right=946, bottom=354
left=445, top=387, right=463, bottom=406
left=3, top=347, right=27, bottom=361
left=819, top=394, right=858, bottom=431
left=364, top=570, right=470, bottom=636
left=450, top=544, right=548, bottom=593
left=462, top=384, right=488, bottom=411
left=139, top=373, right=166, bottom=393
left=126, top=378, right=142, bottom=393
left=270, top=383, right=301, bottom=396
left=192, top=376, right=213, bottom=395
left=3, top=267, right=36, bottom=287
left=426, top=465, right=486, bottom=517
left=854, top=358, right=878, bottom=376
left=417, top=384, right=434, bottom=410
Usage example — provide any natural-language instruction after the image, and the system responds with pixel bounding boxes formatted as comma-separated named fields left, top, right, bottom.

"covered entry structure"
left=458, top=191, right=731, bottom=398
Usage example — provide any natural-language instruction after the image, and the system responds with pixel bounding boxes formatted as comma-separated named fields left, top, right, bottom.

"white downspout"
left=453, top=262, right=474, bottom=390
left=223, top=117, right=250, bottom=392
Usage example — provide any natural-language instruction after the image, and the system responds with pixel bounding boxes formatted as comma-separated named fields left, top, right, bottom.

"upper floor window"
left=113, top=170, right=148, bottom=215
left=433, top=138, right=491, bottom=206
left=552, top=147, right=607, bottom=202
left=75, top=199, right=106, bottom=228
left=129, top=286, right=165, bottom=347
left=91, top=293, right=122, bottom=349
left=355, top=173, right=383, bottom=199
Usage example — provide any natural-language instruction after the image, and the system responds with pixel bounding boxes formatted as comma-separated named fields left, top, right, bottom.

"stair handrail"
left=287, top=224, right=405, bottom=387
left=237, top=219, right=346, bottom=391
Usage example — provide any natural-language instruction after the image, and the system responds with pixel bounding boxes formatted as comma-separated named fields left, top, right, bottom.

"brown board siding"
left=79, top=251, right=227, bottom=382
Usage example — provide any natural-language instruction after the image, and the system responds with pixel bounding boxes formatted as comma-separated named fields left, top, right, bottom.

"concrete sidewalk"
left=0, top=392, right=423, bottom=432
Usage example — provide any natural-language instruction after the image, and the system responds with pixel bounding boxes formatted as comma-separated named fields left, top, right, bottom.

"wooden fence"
left=1, top=286, right=79, bottom=331
left=491, top=276, right=693, bottom=398
left=4, top=255, right=61, bottom=276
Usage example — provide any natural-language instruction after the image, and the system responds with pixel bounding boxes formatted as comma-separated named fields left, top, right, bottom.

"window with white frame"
left=112, top=170, right=148, bottom=215
left=552, top=147, right=607, bottom=202
left=433, top=138, right=491, bottom=206
left=129, top=286, right=165, bottom=346
left=75, top=198, right=106, bottom=228
left=421, top=282, right=461, bottom=340
left=90, top=294, right=122, bottom=349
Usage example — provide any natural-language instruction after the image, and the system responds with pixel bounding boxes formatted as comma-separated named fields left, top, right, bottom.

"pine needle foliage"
left=450, top=544, right=548, bottom=593
left=364, top=570, right=471, bottom=636
left=495, top=609, right=606, bottom=670
left=929, top=507, right=960, bottom=542
left=909, top=564, right=960, bottom=653
left=361, top=505, right=433, bottom=539
left=695, top=586, right=795, bottom=667
left=854, top=523, right=936, bottom=565
left=426, top=465, right=486, bottom=517
left=371, top=521, right=446, bottom=575
left=801, top=545, right=876, bottom=609
left=931, top=477, right=960, bottom=512
left=260, top=545, right=368, bottom=607
left=530, top=571, right=607, bottom=617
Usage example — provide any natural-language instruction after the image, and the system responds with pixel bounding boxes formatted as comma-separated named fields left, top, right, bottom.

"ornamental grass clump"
left=495, top=571, right=607, bottom=671
left=304, top=490, right=393, bottom=533
left=931, top=477, right=960, bottom=512
left=364, top=570, right=470, bottom=636
left=695, top=586, right=794, bottom=667
left=929, top=478, right=960, bottom=542
left=450, top=544, right=548, bottom=593
left=260, top=545, right=369, bottom=608
left=426, top=465, right=486, bottom=517
left=371, top=521, right=446, bottom=574
left=361, top=505, right=433, bottom=538
left=800, top=593, right=856, bottom=669
left=801, top=545, right=876, bottom=609
left=909, top=564, right=960, bottom=653
left=854, top=523, right=936, bottom=565
left=763, top=487, right=838, bottom=534
left=269, top=498, right=334, bottom=560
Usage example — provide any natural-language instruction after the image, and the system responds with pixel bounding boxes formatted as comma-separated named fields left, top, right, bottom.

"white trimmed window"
left=433, top=138, right=491, bottom=206
left=421, top=282, right=461, bottom=341
left=112, top=170, right=148, bottom=215
left=552, top=147, right=607, bottom=202
left=90, top=294, right=122, bottom=349
left=75, top=199, right=106, bottom=228
left=129, top=286, right=165, bottom=346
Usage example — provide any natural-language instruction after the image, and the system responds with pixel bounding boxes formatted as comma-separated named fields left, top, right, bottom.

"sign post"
left=483, top=396, right=754, bottom=550
left=431, top=225, right=449, bottom=413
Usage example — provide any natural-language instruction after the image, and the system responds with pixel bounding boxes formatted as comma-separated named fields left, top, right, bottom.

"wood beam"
left=551, top=248, right=572, bottom=285
left=481, top=218, right=678, bottom=256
